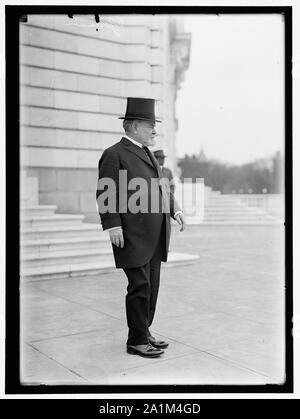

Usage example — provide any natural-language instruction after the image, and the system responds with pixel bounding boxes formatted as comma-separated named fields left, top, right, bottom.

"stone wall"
left=20, top=14, right=190, bottom=221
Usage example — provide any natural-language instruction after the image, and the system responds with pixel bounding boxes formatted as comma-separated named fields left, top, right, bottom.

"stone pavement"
left=20, top=225, right=285, bottom=386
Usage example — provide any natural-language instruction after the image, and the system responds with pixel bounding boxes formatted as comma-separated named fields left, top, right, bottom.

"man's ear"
left=132, top=120, right=138, bottom=133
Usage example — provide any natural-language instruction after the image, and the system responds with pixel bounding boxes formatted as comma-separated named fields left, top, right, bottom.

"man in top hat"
left=153, top=149, right=176, bottom=196
left=96, top=97, right=186, bottom=358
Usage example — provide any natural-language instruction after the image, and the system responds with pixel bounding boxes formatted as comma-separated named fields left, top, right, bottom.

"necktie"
left=143, top=146, right=162, bottom=178
left=142, top=146, right=152, bottom=163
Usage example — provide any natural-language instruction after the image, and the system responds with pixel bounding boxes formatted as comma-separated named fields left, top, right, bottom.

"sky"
left=176, top=14, right=284, bottom=165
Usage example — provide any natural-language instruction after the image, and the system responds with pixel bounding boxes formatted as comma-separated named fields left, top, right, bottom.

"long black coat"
left=96, top=137, right=181, bottom=268
left=161, top=166, right=175, bottom=195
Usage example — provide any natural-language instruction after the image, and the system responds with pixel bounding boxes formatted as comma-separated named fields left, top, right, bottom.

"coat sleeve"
left=159, top=169, right=181, bottom=219
left=165, top=169, right=180, bottom=218
left=168, top=168, right=176, bottom=194
left=170, top=190, right=181, bottom=219
left=96, top=150, right=122, bottom=231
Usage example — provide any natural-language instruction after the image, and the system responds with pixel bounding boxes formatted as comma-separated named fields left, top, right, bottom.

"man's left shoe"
left=148, top=335, right=169, bottom=349
left=127, top=344, right=164, bottom=358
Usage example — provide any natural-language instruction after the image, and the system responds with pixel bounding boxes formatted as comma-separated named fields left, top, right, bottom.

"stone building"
left=20, top=14, right=191, bottom=222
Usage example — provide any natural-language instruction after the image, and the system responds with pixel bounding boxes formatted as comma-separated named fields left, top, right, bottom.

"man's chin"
left=148, top=139, right=156, bottom=147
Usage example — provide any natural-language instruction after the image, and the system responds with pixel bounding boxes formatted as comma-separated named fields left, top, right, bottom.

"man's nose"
left=152, top=127, right=157, bottom=135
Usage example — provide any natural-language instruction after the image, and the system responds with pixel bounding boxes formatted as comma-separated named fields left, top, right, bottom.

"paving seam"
left=118, top=348, right=271, bottom=381
left=196, top=350, right=274, bottom=380
left=115, top=351, right=201, bottom=374
left=24, top=334, right=272, bottom=382
left=22, top=271, right=122, bottom=285
left=158, top=309, right=280, bottom=327
left=24, top=331, right=272, bottom=381
left=148, top=332, right=273, bottom=379
left=189, top=252, right=282, bottom=274
left=25, top=342, right=91, bottom=383
left=27, top=327, right=119, bottom=344
left=27, top=329, right=272, bottom=381
left=22, top=289, right=281, bottom=362
left=156, top=302, right=281, bottom=327
left=28, top=284, right=124, bottom=322
left=168, top=251, right=283, bottom=276
left=208, top=308, right=282, bottom=327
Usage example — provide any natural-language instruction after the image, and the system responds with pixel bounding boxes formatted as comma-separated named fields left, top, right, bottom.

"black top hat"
left=118, top=97, right=161, bottom=122
left=153, top=149, right=167, bottom=158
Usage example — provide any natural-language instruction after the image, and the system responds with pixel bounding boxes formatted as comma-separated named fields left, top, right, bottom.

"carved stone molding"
left=171, top=31, right=192, bottom=90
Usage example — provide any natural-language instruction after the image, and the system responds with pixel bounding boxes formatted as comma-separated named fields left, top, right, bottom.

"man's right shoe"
left=127, top=343, right=164, bottom=358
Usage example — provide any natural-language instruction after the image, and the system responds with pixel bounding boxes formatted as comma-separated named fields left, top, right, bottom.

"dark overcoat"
left=161, top=167, right=173, bottom=182
left=161, top=166, right=175, bottom=194
left=96, top=137, right=181, bottom=268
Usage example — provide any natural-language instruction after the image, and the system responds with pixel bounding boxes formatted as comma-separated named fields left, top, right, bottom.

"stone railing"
left=229, top=194, right=284, bottom=219
left=173, top=179, right=205, bottom=219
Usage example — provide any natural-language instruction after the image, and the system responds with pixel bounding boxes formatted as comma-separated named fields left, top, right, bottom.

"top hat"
left=153, top=149, right=167, bottom=158
left=118, top=97, right=161, bottom=122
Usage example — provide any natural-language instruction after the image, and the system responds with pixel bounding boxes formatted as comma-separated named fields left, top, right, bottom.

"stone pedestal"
left=20, top=171, right=39, bottom=206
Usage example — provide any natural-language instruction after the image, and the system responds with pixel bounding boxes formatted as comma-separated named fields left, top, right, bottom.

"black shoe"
left=127, top=343, right=164, bottom=358
left=148, top=335, right=169, bottom=349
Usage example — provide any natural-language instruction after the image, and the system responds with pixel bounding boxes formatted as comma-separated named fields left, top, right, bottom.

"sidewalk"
left=20, top=225, right=285, bottom=386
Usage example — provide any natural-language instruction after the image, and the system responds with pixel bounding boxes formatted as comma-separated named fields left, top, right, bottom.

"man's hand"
left=175, top=212, right=186, bottom=232
left=109, top=228, right=124, bottom=248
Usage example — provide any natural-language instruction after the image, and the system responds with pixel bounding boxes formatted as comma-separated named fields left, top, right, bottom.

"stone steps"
left=183, top=187, right=281, bottom=225
left=21, top=214, right=85, bottom=228
left=20, top=204, right=199, bottom=280
left=21, top=247, right=113, bottom=269
left=20, top=205, right=57, bottom=216
left=203, top=213, right=278, bottom=220
left=205, top=197, right=243, bottom=203
left=186, top=217, right=282, bottom=225
left=20, top=224, right=101, bottom=240
left=21, top=214, right=86, bottom=227
left=186, top=206, right=270, bottom=214
left=20, top=235, right=110, bottom=254
left=204, top=201, right=262, bottom=207
left=21, top=251, right=199, bottom=282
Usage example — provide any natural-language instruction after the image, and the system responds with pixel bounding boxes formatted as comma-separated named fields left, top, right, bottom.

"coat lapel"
left=120, top=137, right=156, bottom=170
left=145, top=147, right=163, bottom=179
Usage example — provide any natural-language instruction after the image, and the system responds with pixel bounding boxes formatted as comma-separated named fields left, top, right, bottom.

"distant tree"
left=273, top=151, right=284, bottom=193
left=177, top=152, right=277, bottom=194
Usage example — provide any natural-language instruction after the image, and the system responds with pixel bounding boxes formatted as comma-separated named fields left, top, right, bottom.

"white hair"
left=123, top=119, right=137, bottom=133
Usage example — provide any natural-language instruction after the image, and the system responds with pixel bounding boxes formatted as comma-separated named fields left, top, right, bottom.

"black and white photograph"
left=3, top=4, right=295, bottom=394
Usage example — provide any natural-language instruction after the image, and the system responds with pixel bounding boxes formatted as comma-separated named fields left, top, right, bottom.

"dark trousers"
left=123, top=232, right=163, bottom=346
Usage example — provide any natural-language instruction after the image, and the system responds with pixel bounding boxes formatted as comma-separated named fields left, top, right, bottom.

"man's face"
left=156, top=156, right=165, bottom=166
left=135, top=120, right=157, bottom=147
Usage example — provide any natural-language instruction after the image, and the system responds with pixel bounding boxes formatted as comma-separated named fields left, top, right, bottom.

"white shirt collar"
left=123, top=134, right=143, bottom=148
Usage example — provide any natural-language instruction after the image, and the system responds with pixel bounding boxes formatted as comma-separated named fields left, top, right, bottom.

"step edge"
left=20, top=236, right=110, bottom=246
left=21, top=248, right=113, bottom=260
left=21, top=257, right=199, bottom=277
